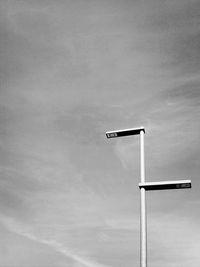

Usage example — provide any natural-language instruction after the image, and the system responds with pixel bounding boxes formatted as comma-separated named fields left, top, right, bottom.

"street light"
left=105, top=127, right=191, bottom=267
left=139, top=179, right=191, bottom=191
left=106, top=126, right=145, bottom=138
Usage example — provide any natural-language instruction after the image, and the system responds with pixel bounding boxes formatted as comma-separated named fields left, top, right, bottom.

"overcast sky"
left=0, top=0, right=200, bottom=266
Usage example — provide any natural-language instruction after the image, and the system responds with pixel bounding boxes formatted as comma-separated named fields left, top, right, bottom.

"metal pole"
left=140, top=130, right=147, bottom=267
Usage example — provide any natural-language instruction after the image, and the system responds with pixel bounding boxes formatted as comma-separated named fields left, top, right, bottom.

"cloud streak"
left=0, top=215, right=109, bottom=267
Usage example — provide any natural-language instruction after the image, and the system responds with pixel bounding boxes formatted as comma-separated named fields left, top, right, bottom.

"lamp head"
left=106, top=126, right=145, bottom=138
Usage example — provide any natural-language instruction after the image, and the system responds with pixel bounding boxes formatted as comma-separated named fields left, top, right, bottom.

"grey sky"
left=0, top=0, right=200, bottom=266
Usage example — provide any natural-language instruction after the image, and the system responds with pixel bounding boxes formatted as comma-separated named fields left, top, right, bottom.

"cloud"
left=105, top=217, right=139, bottom=231
left=0, top=215, right=109, bottom=267
left=148, top=212, right=200, bottom=267
left=114, top=139, right=139, bottom=171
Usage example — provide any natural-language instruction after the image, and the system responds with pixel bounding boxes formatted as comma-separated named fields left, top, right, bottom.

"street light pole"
left=106, top=126, right=147, bottom=267
left=140, top=130, right=147, bottom=267
left=105, top=126, right=191, bottom=267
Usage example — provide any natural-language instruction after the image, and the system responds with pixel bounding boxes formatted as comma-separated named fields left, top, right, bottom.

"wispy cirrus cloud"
left=0, top=215, right=109, bottom=267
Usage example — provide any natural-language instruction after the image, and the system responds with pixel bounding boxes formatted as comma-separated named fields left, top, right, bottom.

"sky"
left=0, top=0, right=200, bottom=266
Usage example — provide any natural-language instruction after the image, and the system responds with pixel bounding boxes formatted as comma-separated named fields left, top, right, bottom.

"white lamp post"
left=106, top=127, right=191, bottom=267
